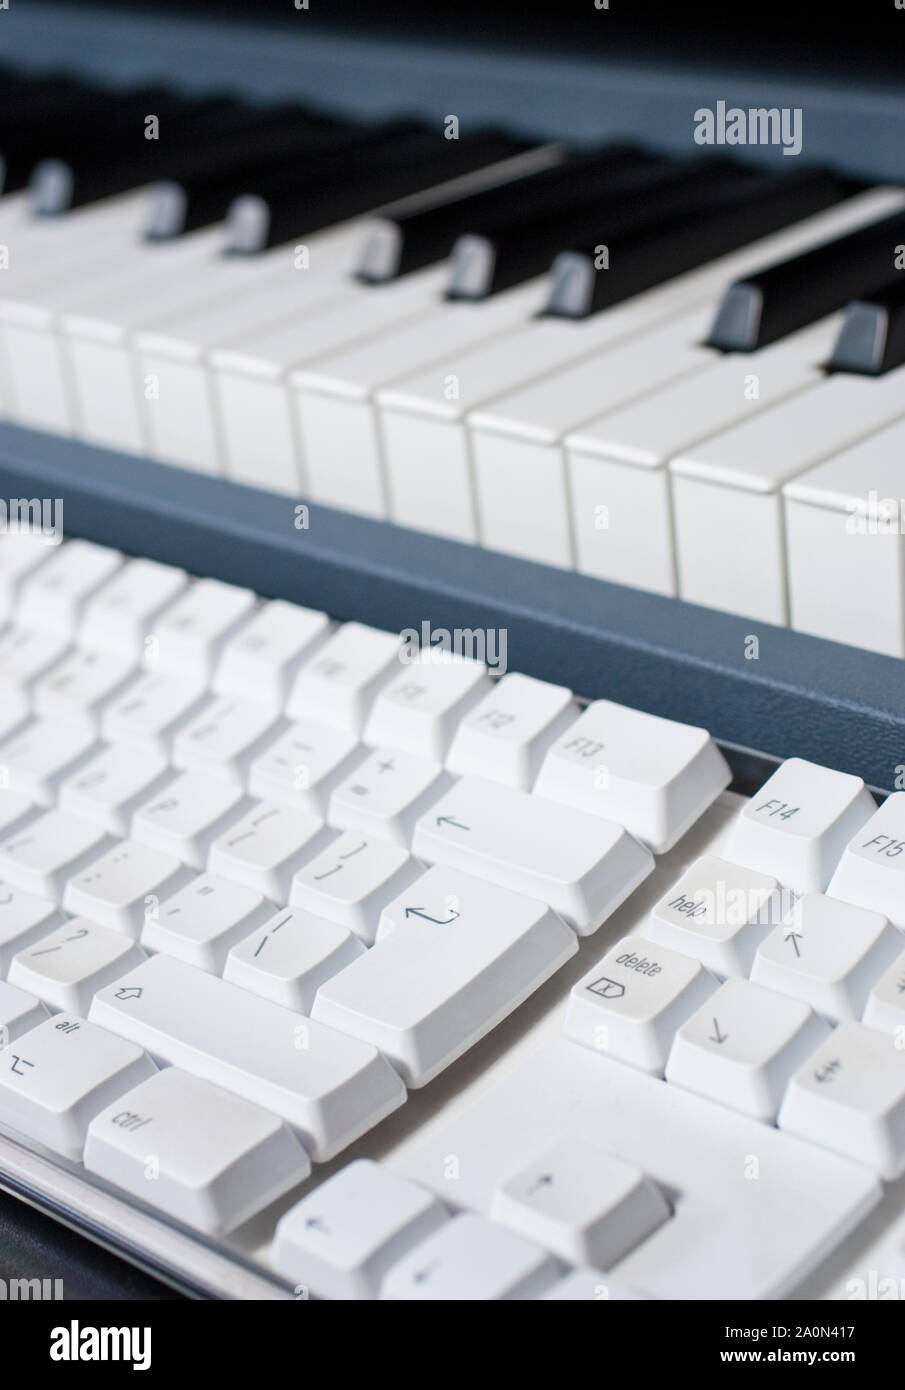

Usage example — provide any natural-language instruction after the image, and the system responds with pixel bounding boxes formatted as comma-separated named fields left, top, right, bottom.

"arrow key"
left=665, top=976, right=830, bottom=1122
left=272, top=1158, right=448, bottom=1300
left=381, top=1212, right=560, bottom=1300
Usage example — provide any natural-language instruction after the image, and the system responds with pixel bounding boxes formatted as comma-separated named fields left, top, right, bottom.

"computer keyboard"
left=0, top=530, right=903, bottom=1300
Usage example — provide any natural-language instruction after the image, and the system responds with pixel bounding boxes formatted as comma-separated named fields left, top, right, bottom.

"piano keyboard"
left=2, top=65, right=905, bottom=667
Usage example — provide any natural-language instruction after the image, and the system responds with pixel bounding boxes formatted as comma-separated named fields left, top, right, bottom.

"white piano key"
left=670, top=364, right=905, bottom=624
left=0, top=1013, right=156, bottom=1161
left=89, top=953, right=407, bottom=1161
left=18, top=539, right=122, bottom=636
left=412, top=776, right=653, bottom=934
left=564, top=317, right=839, bottom=595
left=376, top=187, right=905, bottom=546
left=533, top=699, right=730, bottom=853
left=141, top=871, right=271, bottom=974
left=783, top=416, right=905, bottom=656
left=272, top=1159, right=448, bottom=1301
left=445, top=672, right=576, bottom=790
left=0, top=979, right=49, bottom=1046
left=212, top=599, right=329, bottom=706
left=726, top=757, right=876, bottom=894
left=85, top=1067, right=310, bottom=1236
left=62, top=837, right=190, bottom=937
left=209, top=267, right=448, bottom=500
left=468, top=305, right=717, bottom=566
left=311, top=864, right=576, bottom=1086
left=78, top=557, right=188, bottom=656
left=224, top=907, right=365, bottom=1013
left=9, top=917, right=146, bottom=1015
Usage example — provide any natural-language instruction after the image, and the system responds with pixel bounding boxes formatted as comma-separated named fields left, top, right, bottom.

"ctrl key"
left=0, top=1016, right=155, bottom=1161
left=564, top=934, right=716, bottom=1075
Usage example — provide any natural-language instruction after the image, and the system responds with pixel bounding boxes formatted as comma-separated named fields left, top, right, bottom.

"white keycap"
left=85, top=1067, right=310, bottom=1236
left=225, top=908, right=365, bottom=1013
left=9, top=917, right=146, bottom=1015
left=726, top=758, right=876, bottom=893
left=0, top=626, right=71, bottom=695
left=327, top=747, right=451, bottom=846
left=381, top=1212, right=559, bottom=1300
left=533, top=700, right=730, bottom=853
left=863, top=948, right=905, bottom=1039
left=149, top=578, right=256, bottom=676
left=779, top=1021, right=905, bottom=1178
left=78, top=557, right=188, bottom=656
left=490, top=1137, right=671, bottom=1269
left=102, top=668, right=209, bottom=753
left=0, top=810, right=109, bottom=901
left=33, top=646, right=138, bottom=729
left=58, top=743, right=171, bottom=837
left=142, top=872, right=270, bottom=974
left=290, top=831, right=421, bottom=945
left=362, top=651, right=491, bottom=760
left=0, top=1014, right=155, bottom=1160
left=171, top=696, right=280, bottom=783
left=0, top=979, right=49, bottom=1046
left=751, top=894, right=903, bottom=1022
left=564, top=933, right=716, bottom=1074
left=0, top=884, right=61, bottom=973
left=286, top=623, right=401, bottom=732
left=248, top=719, right=365, bottom=816
left=313, top=865, right=576, bottom=1086
left=131, top=771, right=247, bottom=870
left=0, top=717, right=97, bottom=805
left=0, top=790, right=36, bottom=840
left=541, top=1269, right=646, bottom=1300
left=0, top=531, right=54, bottom=620
left=89, top=954, right=406, bottom=1161
left=413, top=776, right=653, bottom=934
left=665, top=976, right=829, bottom=1122
left=62, top=837, right=190, bottom=937
left=213, top=599, right=329, bottom=706
left=208, top=801, right=329, bottom=903
left=0, top=688, right=29, bottom=743
left=273, top=1159, right=448, bottom=1300
left=647, top=855, right=786, bottom=977
left=445, top=672, right=576, bottom=789
left=827, top=792, right=905, bottom=928
left=18, top=540, right=122, bottom=635
left=783, top=417, right=905, bottom=657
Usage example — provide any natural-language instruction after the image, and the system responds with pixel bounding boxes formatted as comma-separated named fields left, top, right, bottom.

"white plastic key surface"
left=362, top=651, right=491, bottom=760
left=533, top=700, right=730, bottom=853
left=171, top=696, right=281, bottom=784
left=827, top=792, right=905, bottom=928
left=85, top=1067, right=310, bottom=1236
left=412, top=776, right=653, bottom=934
left=8, top=917, right=146, bottom=1015
left=0, top=627, right=71, bottom=697
left=148, top=578, right=256, bottom=677
left=0, top=718, right=97, bottom=805
left=286, top=623, right=401, bottom=733
left=779, top=1021, right=905, bottom=1179
left=225, top=907, right=365, bottom=1013
left=0, top=885, right=61, bottom=974
left=102, top=669, right=209, bottom=754
left=445, top=672, right=576, bottom=790
left=490, top=1136, right=671, bottom=1270
left=131, top=771, right=247, bottom=870
left=664, top=975, right=830, bottom=1123
left=289, top=830, right=421, bottom=945
left=89, top=953, right=406, bottom=1161
left=207, top=801, right=329, bottom=903
left=0, top=1014, right=155, bottom=1161
left=18, top=540, right=122, bottom=636
left=751, top=893, right=902, bottom=1022
left=33, top=647, right=138, bottom=729
left=58, top=743, right=170, bottom=837
left=78, top=558, right=188, bottom=656
left=248, top=719, right=364, bottom=817
left=863, top=948, right=905, bottom=1039
left=380, top=1212, right=560, bottom=1300
left=564, top=933, right=716, bottom=1075
left=726, top=757, right=876, bottom=893
left=142, top=872, right=271, bottom=974
left=62, top=838, right=189, bottom=936
left=312, top=865, right=576, bottom=1086
left=327, top=747, right=452, bottom=847
left=213, top=599, right=329, bottom=706
left=647, top=855, right=784, bottom=977
left=272, top=1158, right=448, bottom=1300
left=0, top=979, right=49, bottom=1045
left=0, top=810, right=109, bottom=901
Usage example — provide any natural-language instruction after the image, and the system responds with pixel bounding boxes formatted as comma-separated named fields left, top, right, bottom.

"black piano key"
left=0, top=74, right=130, bottom=192
left=355, top=144, right=658, bottom=283
left=446, top=156, right=761, bottom=302
left=828, top=276, right=905, bottom=375
left=224, top=127, right=532, bottom=254
left=707, top=205, right=905, bottom=351
left=546, top=165, right=858, bottom=318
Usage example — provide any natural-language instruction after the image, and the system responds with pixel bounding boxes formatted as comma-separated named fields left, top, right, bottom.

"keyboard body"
left=1, top=2, right=905, bottom=1301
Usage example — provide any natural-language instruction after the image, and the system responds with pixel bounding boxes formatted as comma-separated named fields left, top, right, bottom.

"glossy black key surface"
left=0, top=74, right=137, bottom=192
left=354, top=144, right=652, bottom=283
left=224, top=126, right=530, bottom=254
left=707, top=204, right=904, bottom=351
left=546, top=165, right=858, bottom=318
left=827, top=275, right=905, bottom=375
